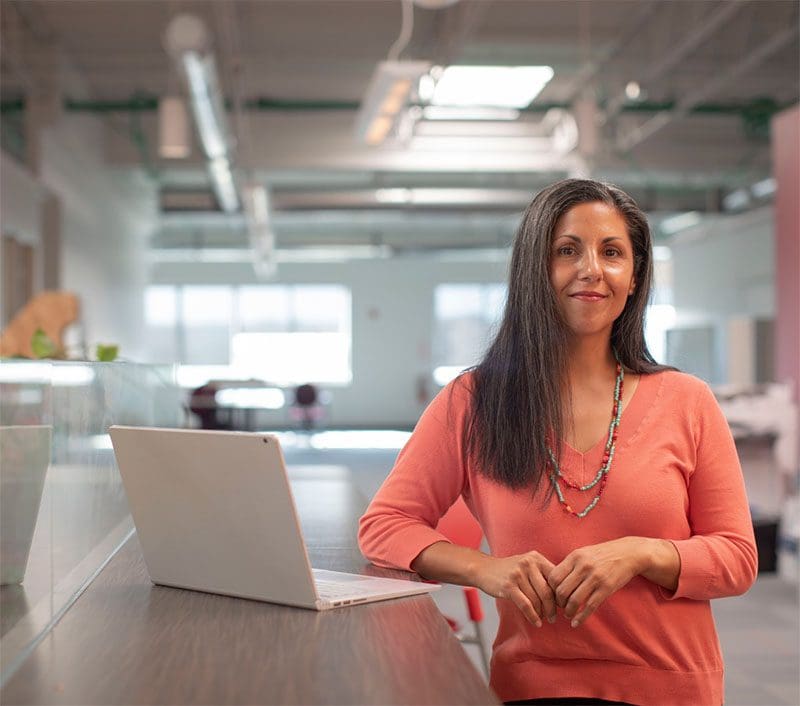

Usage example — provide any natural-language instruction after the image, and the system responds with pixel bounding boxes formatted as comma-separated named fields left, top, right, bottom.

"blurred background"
left=1, top=0, right=798, bottom=425
left=0, top=0, right=798, bottom=701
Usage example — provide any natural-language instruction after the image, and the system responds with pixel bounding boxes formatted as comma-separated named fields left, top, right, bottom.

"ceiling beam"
left=559, top=1, right=661, bottom=104
left=617, top=24, right=800, bottom=152
left=604, top=0, right=751, bottom=123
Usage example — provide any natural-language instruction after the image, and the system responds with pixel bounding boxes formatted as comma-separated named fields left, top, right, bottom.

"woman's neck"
left=565, top=333, right=617, bottom=386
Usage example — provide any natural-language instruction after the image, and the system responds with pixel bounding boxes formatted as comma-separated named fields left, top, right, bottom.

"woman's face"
left=549, top=201, right=636, bottom=339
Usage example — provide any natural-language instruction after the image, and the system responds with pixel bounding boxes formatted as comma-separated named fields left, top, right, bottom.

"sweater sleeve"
left=663, top=381, right=758, bottom=600
left=357, top=378, right=470, bottom=571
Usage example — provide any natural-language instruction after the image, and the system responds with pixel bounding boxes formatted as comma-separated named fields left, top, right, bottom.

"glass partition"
left=0, top=361, right=181, bottom=684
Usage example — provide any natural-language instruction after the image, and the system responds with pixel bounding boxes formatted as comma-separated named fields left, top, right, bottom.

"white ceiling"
left=2, top=0, right=798, bottom=250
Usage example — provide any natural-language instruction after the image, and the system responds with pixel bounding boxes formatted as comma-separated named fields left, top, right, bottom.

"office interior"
left=0, top=1, right=798, bottom=704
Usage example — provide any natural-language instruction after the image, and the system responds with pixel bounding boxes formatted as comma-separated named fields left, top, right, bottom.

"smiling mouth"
left=570, top=293, right=607, bottom=301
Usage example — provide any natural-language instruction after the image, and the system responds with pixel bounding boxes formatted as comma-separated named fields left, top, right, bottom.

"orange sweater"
left=358, top=371, right=757, bottom=706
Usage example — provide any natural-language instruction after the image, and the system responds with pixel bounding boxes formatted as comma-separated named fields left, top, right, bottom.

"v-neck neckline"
left=559, top=370, right=652, bottom=465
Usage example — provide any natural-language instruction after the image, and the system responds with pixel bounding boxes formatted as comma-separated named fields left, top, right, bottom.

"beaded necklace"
left=547, top=358, right=624, bottom=518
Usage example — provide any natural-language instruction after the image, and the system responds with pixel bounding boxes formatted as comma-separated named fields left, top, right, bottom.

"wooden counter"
left=1, top=466, right=498, bottom=705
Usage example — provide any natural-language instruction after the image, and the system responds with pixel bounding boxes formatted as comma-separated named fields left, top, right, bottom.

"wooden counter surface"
left=1, top=466, right=498, bottom=705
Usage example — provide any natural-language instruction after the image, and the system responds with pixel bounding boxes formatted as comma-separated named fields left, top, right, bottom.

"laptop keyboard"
left=315, top=581, right=373, bottom=599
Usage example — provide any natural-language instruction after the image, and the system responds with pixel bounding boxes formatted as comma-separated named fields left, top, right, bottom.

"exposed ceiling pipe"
left=617, top=24, right=799, bottom=153
left=604, top=0, right=751, bottom=123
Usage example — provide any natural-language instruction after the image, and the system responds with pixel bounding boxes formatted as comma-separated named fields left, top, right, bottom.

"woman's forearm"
left=410, top=540, right=491, bottom=587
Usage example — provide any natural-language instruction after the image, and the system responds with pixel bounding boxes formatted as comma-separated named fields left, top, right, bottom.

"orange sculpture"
left=0, top=291, right=80, bottom=358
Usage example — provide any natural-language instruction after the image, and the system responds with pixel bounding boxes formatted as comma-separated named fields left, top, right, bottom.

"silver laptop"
left=0, top=425, right=51, bottom=585
left=109, top=426, right=438, bottom=610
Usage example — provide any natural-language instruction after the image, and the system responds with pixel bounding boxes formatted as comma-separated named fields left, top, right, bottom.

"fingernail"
left=535, top=620, right=542, bottom=628
left=571, top=619, right=579, bottom=628
left=547, top=616, right=556, bottom=624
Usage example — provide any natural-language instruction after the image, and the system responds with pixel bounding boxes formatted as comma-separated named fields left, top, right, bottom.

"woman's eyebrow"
left=553, top=234, right=626, bottom=243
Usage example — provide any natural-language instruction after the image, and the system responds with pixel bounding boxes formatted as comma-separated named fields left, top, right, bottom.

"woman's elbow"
left=740, top=539, right=759, bottom=592
left=730, top=538, right=759, bottom=596
left=357, top=513, right=378, bottom=562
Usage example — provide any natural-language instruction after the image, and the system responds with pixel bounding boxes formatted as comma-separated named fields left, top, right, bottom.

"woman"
left=358, top=179, right=757, bottom=706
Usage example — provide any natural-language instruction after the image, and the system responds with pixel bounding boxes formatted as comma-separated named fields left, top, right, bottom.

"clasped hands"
left=475, top=537, right=648, bottom=629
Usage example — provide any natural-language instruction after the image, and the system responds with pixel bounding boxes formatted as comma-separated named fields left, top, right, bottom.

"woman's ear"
left=628, top=280, right=636, bottom=296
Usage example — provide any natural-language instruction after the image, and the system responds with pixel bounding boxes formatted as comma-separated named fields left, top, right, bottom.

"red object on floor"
left=435, top=497, right=490, bottom=675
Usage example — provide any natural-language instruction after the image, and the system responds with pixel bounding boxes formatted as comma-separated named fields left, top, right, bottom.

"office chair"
left=435, top=497, right=491, bottom=677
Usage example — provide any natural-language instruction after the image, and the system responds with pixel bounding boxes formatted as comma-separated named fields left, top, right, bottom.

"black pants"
left=505, top=699, right=635, bottom=705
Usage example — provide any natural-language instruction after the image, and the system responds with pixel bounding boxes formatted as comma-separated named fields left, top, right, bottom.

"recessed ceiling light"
left=660, top=211, right=702, bottom=236
left=431, top=66, right=554, bottom=108
left=625, top=81, right=641, bottom=100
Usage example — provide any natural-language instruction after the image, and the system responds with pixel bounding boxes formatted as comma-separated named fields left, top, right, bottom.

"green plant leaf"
left=31, top=328, right=58, bottom=359
left=95, top=344, right=119, bottom=362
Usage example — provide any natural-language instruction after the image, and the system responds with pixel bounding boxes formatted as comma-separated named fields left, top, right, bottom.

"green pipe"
left=0, top=96, right=790, bottom=118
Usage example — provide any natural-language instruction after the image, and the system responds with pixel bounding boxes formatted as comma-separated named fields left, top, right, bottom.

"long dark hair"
left=462, top=178, right=670, bottom=492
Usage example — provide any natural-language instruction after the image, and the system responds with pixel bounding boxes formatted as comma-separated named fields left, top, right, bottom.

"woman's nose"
left=578, top=251, right=602, bottom=280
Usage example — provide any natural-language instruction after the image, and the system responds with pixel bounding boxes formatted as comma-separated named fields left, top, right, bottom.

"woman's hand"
left=473, top=551, right=558, bottom=628
left=547, top=537, right=652, bottom=628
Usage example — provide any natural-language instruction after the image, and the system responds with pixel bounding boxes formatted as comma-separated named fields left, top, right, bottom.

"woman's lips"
left=570, top=293, right=607, bottom=302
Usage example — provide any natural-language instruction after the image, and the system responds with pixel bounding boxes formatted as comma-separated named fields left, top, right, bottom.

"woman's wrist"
left=635, top=537, right=680, bottom=590
left=465, top=551, right=491, bottom=590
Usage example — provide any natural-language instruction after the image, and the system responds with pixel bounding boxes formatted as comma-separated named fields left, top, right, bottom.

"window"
left=645, top=247, right=675, bottom=364
left=433, top=284, right=506, bottom=385
left=144, top=284, right=352, bottom=386
left=231, top=285, right=351, bottom=385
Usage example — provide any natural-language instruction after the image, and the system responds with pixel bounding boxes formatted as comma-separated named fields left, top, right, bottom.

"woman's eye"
left=604, top=248, right=621, bottom=257
left=557, top=246, right=575, bottom=256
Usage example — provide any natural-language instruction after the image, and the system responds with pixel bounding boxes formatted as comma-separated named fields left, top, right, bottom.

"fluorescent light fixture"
left=422, top=106, right=520, bottom=121
left=431, top=66, right=553, bottom=108
left=659, top=211, right=702, bottom=236
left=751, top=177, right=776, bottom=199
left=242, top=183, right=276, bottom=278
left=354, top=61, right=431, bottom=145
left=182, top=52, right=229, bottom=159
left=723, top=188, right=751, bottom=211
left=165, top=14, right=239, bottom=212
left=208, top=156, right=239, bottom=212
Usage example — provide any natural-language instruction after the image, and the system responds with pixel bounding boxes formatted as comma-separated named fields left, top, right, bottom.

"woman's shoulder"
left=644, top=368, right=715, bottom=405
left=439, top=369, right=476, bottom=407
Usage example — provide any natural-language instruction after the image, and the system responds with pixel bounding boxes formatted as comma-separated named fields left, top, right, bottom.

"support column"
left=771, top=106, right=800, bottom=403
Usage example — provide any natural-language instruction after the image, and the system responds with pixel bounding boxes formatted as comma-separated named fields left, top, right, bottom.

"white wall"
left=151, top=256, right=508, bottom=426
left=671, top=207, right=774, bottom=318
left=1, top=114, right=157, bottom=360
left=0, top=152, right=45, bottom=245
left=669, top=206, right=775, bottom=384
